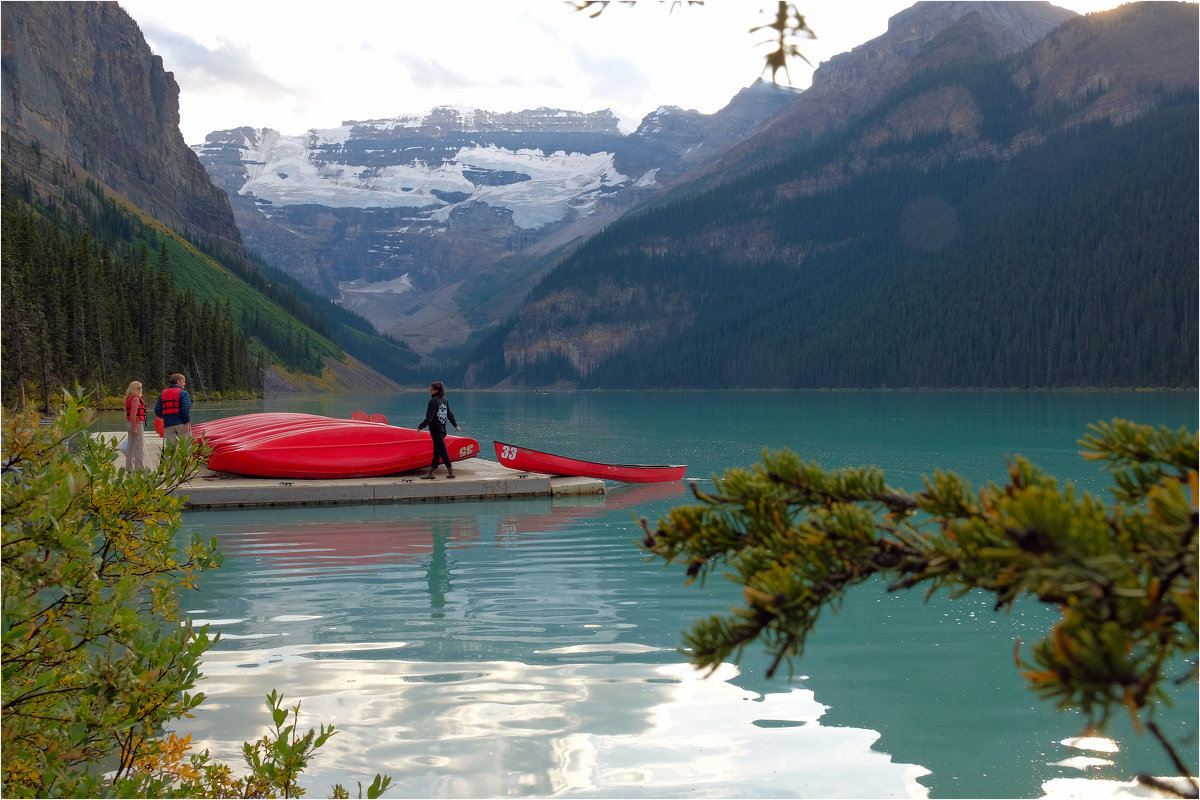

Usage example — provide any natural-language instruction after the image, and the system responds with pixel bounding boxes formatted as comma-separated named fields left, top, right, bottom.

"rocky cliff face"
left=191, top=82, right=799, bottom=356
left=701, top=2, right=1075, bottom=181
left=1, top=1, right=242, bottom=252
left=694, top=1, right=1195, bottom=196
left=1013, top=2, right=1200, bottom=126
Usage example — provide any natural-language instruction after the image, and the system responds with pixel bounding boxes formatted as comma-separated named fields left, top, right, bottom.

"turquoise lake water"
left=117, top=390, right=1196, bottom=799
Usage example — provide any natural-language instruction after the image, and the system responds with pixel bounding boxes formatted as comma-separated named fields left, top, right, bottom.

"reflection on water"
left=180, top=492, right=935, bottom=797
left=170, top=392, right=1197, bottom=799
left=181, top=648, right=930, bottom=799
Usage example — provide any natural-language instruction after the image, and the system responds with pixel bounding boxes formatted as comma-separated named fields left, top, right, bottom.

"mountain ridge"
left=191, top=80, right=801, bottom=357
left=4, top=1, right=1194, bottom=395
left=458, top=1, right=1198, bottom=389
left=671, top=1, right=1077, bottom=196
left=189, top=2, right=1109, bottom=367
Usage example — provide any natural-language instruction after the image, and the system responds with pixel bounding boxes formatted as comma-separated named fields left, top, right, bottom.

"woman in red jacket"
left=124, top=380, right=147, bottom=471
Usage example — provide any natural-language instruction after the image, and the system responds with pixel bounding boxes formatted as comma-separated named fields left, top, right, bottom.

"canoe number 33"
left=498, top=445, right=519, bottom=461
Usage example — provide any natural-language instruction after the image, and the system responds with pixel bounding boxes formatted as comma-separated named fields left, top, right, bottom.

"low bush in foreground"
left=1, top=390, right=390, bottom=798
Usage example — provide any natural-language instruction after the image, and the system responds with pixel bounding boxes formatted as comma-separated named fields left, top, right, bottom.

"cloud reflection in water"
left=180, top=644, right=930, bottom=798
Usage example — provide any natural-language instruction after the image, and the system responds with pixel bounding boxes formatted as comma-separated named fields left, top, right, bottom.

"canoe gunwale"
left=494, top=441, right=683, bottom=470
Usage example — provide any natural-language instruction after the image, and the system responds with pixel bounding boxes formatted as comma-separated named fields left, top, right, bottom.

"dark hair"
left=430, top=381, right=445, bottom=397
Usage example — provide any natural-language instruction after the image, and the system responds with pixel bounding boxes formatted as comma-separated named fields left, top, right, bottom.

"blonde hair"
left=125, top=381, right=143, bottom=397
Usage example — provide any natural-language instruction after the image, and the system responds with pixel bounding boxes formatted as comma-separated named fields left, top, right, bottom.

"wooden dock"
left=98, top=432, right=605, bottom=509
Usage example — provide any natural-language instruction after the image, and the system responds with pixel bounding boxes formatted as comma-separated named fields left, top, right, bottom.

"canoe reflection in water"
left=179, top=477, right=934, bottom=799
left=198, top=480, right=689, bottom=580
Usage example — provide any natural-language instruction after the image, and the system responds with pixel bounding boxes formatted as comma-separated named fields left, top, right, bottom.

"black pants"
left=430, top=428, right=452, bottom=470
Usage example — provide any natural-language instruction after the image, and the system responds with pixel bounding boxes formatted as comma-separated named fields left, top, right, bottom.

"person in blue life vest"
left=417, top=381, right=461, bottom=479
left=154, top=373, right=192, bottom=443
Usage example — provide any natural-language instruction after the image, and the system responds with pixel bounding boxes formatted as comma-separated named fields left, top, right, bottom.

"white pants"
left=125, top=425, right=145, bottom=471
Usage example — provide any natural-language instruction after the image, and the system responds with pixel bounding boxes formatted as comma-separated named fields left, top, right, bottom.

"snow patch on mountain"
left=439, top=146, right=627, bottom=228
left=342, top=275, right=414, bottom=294
left=229, top=130, right=629, bottom=229
left=337, top=274, right=415, bottom=316
left=633, top=168, right=659, bottom=188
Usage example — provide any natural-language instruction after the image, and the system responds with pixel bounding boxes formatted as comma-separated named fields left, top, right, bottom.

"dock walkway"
left=98, top=432, right=604, bottom=509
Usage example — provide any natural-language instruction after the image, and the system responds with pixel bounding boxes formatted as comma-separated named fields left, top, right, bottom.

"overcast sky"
left=120, top=1, right=1125, bottom=145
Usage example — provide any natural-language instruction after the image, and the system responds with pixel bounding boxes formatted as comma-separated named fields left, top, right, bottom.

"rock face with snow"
left=192, top=85, right=798, bottom=353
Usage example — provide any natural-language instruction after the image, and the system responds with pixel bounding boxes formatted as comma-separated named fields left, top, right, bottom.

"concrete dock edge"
left=98, top=431, right=606, bottom=509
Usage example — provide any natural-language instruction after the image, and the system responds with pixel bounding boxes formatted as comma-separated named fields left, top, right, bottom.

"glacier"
left=230, top=129, right=630, bottom=230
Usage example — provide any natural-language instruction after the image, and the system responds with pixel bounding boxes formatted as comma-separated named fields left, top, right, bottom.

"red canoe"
left=193, top=413, right=330, bottom=448
left=493, top=441, right=685, bottom=483
left=199, top=414, right=479, bottom=479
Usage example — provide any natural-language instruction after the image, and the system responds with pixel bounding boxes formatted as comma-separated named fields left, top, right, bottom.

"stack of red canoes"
left=192, top=413, right=479, bottom=479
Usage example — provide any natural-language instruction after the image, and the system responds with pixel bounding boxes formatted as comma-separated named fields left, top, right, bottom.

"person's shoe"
left=421, top=468, right=436, bottom=480
left=446, top=470, right=456, bottom=479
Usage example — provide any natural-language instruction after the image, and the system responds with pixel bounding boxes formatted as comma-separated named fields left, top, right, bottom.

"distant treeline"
left=1, top=192, right=263, bottom=404
left=492, top=94, right=1198, bottom=389
left=1, top=174, right=425, bottom=407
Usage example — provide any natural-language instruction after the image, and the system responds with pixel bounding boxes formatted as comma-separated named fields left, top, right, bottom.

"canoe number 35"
left=460, top=444, right=476, bottom=457
left=498, top=445, right=519, bottom=461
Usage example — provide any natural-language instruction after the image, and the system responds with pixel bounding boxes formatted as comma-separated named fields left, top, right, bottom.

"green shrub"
left=2, top=390, right=390, bottom=798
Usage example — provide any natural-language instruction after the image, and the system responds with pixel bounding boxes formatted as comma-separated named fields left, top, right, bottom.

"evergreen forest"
left=480, top=93, right=1198, bottom=389
left=1, top=194, right=261, bottom=405
left=0, top=179, right=422, bottom=408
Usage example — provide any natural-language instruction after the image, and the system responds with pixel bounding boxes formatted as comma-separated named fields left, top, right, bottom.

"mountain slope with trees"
left=462, top=3, right=1198, bottom=390
left=0, top=1, right=419, bottom=403
left=0, top=179, right=420, bottom=405
left=1, top=192, right=262, bottom=406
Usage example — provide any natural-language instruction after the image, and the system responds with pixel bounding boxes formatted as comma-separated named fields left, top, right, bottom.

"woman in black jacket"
left=417, top=381, right=461, bottom=479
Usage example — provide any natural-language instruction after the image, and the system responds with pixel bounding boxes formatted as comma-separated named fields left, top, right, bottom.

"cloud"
left=391, top=52, right=479, bottom=93
left=584, top=62, right=654, bottom=113
left=136, top=20, right=291, bottom=97
left=122, top=0, right=1123, bottom=144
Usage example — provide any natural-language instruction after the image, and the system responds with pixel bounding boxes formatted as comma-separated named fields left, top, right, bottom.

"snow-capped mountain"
left=236, top=129, right=629, bottom=228
left=191, top=84, right=799, bottom=354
